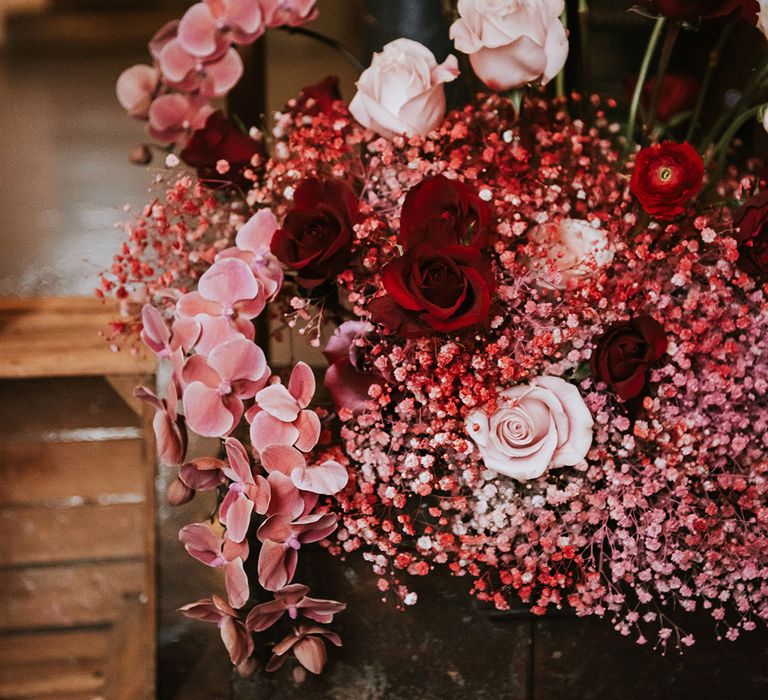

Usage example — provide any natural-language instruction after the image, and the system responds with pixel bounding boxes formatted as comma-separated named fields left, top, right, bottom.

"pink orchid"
left=176, top=257, right=266, bottom=355
left=116, top=64, right=160, bottom=118
left=182, top=337, right=269, bottom=438
left=219, top=438, right=271, bottom=543
left=217, top=209, right=284, bottom=300
left=246, top=583, right=345, bottom=632
left=266, top=625, right=341, bottom=675
left=256, top=511, right=337, bottom=591
left=178, top=0, right=264, bottom=58
left=180, top=523, right=250, bottom=609
left=179, top=456, right=228, bottom=492
left=262, top=444, right=348, bottom=496
left=247, top=362, right=321, bottom=454
left=140, top=304, right=201, bottom=359
left=179, top=596, right=255, bottom=676
left=261, top=0, right=318, bottom=28
left=148, top=93, right=213, bottom=144
left=158, top=39, right=244, bottom=98
left=134, top=382, right=187, bottom=465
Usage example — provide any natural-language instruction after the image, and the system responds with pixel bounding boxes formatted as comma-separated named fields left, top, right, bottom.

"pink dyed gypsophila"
left=105, top=24, right=768, bottom=679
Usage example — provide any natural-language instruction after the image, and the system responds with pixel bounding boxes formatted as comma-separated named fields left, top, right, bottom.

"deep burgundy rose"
left=733, top=191, right=768, bottom=282
left=369, top=244, right=493, bottom=336
left=645, top=0, right=759, bottom=21
left=399, top=175, right=492, bottom=250
left=590, top=316, right=668, bottom=400
left=630, top=141, right=704, bottom=221
left=294, top=76, right=343, bottom=116
left=626, top=74, right=700, bottom=123
left=270, top=177, right=360, bottom=289
left=180, top=111, right=265, bottom=190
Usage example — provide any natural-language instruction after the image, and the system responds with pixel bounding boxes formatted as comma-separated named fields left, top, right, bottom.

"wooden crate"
left=0, top=297, right=157, bottom=699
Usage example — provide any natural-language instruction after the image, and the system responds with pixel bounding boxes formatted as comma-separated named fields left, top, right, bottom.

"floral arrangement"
left=103, top=0, right=768, bottom=681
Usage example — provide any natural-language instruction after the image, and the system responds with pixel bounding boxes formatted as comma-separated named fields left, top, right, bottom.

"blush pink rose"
left=529, top=218, right=614, bottom=289
left=450, top=0, right=568, bottom=91
left=466, top=375, right=593, bottom=481
left=349, top=38, right=459, bottom=139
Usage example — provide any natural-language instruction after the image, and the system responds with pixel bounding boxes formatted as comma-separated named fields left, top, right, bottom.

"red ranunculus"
left=590, top=316, right=668, bottom=400
left=630, top=141, right=704, bottom=221
left=645, top=0, right=759, bottom=21
left=626, top=74, right=700, bottom=123
left=733, top=191, right=768, bottom=282
left=270, top=177, right=360, bottom=289
left=180, top=111, right=265, bottom=190
left=294, top=76, right=343, bottom=116
left=399, top=175, right=492, bottom=250
left=369, top=244, right=493, bottom=336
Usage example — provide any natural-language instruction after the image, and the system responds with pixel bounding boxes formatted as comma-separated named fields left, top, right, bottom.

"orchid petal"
left=225, top=557, right=250, bottom=609
left=288, top=361, right=315, bottom=408
left=291, top=460, right=348, bottom=496
left=255, top=383, right=300, bottom=422
left=183, top=382, right=235, bottom=437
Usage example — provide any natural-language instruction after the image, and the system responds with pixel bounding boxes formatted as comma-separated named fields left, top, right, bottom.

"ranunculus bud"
left=466, top=376, right=594, bottom=481
left=629, top=141, right=704, bottom=221
left=450, top=0, right=568, bottom=91
left=590, top=316, right=668, bottom=400
left=733, top=190, right=768, bottom=282
left=349, top=38, right=459, bottom=139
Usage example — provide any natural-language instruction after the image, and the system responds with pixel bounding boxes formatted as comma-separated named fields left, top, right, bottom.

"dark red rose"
left=630, top=141, right=704, bottom=221
left=645, top=0, right=758, bottom=21
left=590, top=316, right=668, bottom=400
left=733, top=191, right=768, bottom=281
left=295, top=76, right=343, bottom=116
left=369, top=244, right=493, bottom=336
left=270, top=177, right=360, bottom=289
left=626, top=74, right=700, bottom=123
left=180, top=111, right=265, bottom=190
left=399, top=175, right=491, bottom=250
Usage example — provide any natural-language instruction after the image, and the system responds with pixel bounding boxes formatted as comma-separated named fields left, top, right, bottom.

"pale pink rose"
left=116, top=64, right=160, bottom=118
left=450, top=0, right=568, bottom=91
left=466, top=375, right=593, bottom=481
left=529, top=218, right=614, bottom=289
left=349, top=38, right=459, bottom=139
left=759, top=2, right=768, bottom=40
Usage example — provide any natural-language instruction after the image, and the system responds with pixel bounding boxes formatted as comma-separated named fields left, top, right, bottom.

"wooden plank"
left=0, top=376, right=141, bottom=443
left=0, top=628, right=110, bottom=699
left=0, top=296, right=155, bottom=379
left=0, top=439, right=145, bottom=506
left=0, top=561, right=147, bottom=631
left=106, top=596, right=154, bottom=700
left=0, top=503, right=146, bottom=566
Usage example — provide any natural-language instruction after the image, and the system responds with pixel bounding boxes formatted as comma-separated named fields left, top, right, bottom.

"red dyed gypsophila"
left=630, top=141, right=704, bottom=220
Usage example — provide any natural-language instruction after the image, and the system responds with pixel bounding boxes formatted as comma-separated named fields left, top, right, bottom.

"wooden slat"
left=0, top=561, right=147, bottom=631
left=0, top=376, right=141, bottom=443
left=0, top=503, right=146, bottom=566
left=0, top=439, right=145, bottom=506
left=0, top=296, right=155, bottom=379
left=0, top=628, right=110, bottom=699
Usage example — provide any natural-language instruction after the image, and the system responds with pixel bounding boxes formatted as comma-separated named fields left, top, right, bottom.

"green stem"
left=699, top=56, right=768, bottom=149
left=685, top=22, right=734, bottom=143
left=555, top=8, right=568, bottom=98
left=280, top=26, right=365, bottom=72
left=578, top=0, right=590, bottom=94
left=644, top=22, right=680, bottom=139
left=706, top=103, right=764, bottom=168
left=626, top=17, right=666, bottom=153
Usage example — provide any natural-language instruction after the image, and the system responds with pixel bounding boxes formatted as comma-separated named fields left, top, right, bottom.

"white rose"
left=349, top=38, right=459, bottom=139
left=450, top=0, right=568, bottom=91
left=530, top=218, right=614, bottom=289
left=466, top=376, right=593, bottom=481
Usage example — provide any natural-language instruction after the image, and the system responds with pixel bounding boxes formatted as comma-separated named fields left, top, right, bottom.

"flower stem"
left=706, top=103, right=764, bottom=168
left=280, top=26, right=365, bottom=72
left=685, top=22, right=734, bottom=143
left=555, top=8, right=568, bottom=98
left=644, top=22, right=680, bottom=140
left=626, top=17, right=667, bottom=153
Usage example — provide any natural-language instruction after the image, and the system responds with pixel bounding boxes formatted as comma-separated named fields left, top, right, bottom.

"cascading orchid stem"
left=279, top=25, right=365, bottom=71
